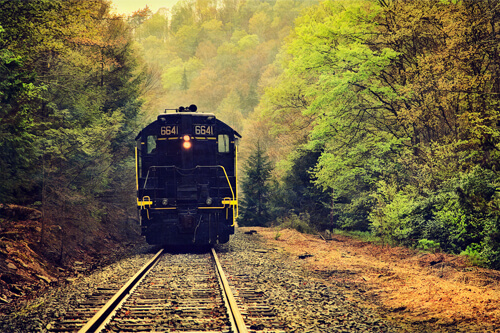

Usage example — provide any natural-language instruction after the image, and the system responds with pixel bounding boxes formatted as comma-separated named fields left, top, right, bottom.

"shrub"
left=416, top=239, right=441, bottom=252
left=369, top=181, right=416, bottom=245
left=276, top=212, right=315, bottom=234
left=460, top=243, right=487, bottom=267
left=368, top=166, right=500, bottom=268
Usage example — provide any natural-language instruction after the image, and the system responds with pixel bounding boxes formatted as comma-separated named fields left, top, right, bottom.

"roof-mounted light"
left=177, top=104, right=197, bottom=113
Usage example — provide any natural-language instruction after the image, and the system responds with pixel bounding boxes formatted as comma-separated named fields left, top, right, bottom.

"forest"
left=0, top=0, right=143, bottom=252
left=1, top=0, right=500, bottom=268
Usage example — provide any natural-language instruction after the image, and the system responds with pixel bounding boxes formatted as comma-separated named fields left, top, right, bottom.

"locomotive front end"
left=135, top=105, right=240, bottom=246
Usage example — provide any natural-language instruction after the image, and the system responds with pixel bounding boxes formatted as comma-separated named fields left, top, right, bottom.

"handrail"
left=196, top=165, right=235, bottom=202
left=135, top=147, right=139, bottom=191
left=142, top=165, right=236, bottom=203
left=139, top=165, right=238, bottom=225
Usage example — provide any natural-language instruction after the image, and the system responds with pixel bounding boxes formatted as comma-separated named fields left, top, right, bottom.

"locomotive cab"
left=135, top=105, right=240, bottom=245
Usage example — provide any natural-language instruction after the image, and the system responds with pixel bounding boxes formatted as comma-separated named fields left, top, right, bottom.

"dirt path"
left=241, top=227, right=500, bottom=332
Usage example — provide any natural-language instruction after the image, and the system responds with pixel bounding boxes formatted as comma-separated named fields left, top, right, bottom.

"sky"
left=111, top=0, right=178, bottom=15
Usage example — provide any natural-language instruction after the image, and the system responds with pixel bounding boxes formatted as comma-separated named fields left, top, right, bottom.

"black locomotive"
left=135, top=105, right=241, bottom=245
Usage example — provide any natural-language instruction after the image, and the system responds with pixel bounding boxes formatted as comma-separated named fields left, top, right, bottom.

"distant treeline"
left=131, top=0, right=319, bottom=132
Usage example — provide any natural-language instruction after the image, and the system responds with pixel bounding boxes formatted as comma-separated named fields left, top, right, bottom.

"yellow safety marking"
left=157, top=138, right=166, bottom=141
left=135, top=147, right=139, bottom=191
left=218, top=164, right=238, bottom=227
left=137, top=196, right=153, bottom=208
left=235, top=145, right=239, bottom=219
left=222, top=199, right=238, bottom=205
left=199, top=206, right=226, bottom=210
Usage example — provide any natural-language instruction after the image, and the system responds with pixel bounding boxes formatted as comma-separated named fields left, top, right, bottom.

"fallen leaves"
left=243, top=227, right=500, bottom=332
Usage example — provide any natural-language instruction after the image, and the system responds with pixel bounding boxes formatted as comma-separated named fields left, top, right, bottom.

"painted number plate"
left=160, top=125, right=178, bottom=136
left=194, top=125, right=214, bottom=136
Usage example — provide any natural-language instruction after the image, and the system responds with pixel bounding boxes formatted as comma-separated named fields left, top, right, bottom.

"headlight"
left=182, top=135, right=192, bottom=149
left=162, top=198, right=168, bottom=206
left=206, top=197, right=213, bottom=205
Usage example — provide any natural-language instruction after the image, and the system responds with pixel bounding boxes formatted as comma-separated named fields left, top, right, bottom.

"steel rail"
left=78, top=248, right=164, bottom=333
left=211, top=248, right=249, bottom=333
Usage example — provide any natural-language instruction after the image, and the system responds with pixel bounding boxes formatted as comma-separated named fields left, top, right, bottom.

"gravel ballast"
left=0, top=246, right=157, bottom=332
left=216, top=229, right=400, bottom=332
left=0, top=229, right=401, bottom=332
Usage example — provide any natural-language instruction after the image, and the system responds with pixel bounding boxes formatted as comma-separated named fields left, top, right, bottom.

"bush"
left=460, top=243, right=487, bottom=267
left=369, top=181, right=416, bottom=245
left=276, top=212, right=315, bottom=234
left=369, top=166, right=500, bottom=268
left=416, top=239, right=440, bottom=252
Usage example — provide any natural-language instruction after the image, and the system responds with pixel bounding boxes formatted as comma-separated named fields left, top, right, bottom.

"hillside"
left=0, top=205, right=142, bottom=304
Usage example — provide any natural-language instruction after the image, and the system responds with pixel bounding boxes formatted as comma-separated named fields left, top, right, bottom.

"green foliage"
left=275, top=211, right=315, bottom=234
left=135, top=12, right=169, bottom=41
left=417, top=239, right=441, bottom=252
left=460, top=243, right=487, bottom=267
left=0, top=22, right=43, bottom=202
left=369, top=166, right=500, bottom=267
left=268, top=147, right=331, bottom=229
left=133, top=0, right=319, bottom=119
left=161, top=57, right=204, bottom=91
left=238, top=143, right=273, bottom=226
left=249, top=0, right=500, bottom=270
left=217, top=90, right=244, bottom=133
left=370, top=181, right=416, bottom=245
left=0, top=0, right=143, bottom=247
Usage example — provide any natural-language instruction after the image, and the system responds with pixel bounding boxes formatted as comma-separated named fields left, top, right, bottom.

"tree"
left=256, top=0, right=401, bottom=230
left=373, top=0, right=500, bottom=184
left=268, top=147, right=331, bottom=229
left=0, top=0, right=143, bottom=252
left=0, top=24, right=41, bottom=202
left=252, top=0, right=500, bottom=268
left=238, top=142, right=273, bottom=226
left=135, top=11, right=168, bottom=41
left=216, top=90, right=244, bottom=133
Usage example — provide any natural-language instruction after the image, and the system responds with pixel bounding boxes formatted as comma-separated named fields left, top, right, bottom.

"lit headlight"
left=182, top=135, right=192, bottom=149
left=162, top=199, right=168, bottom=206
left=206, top=197, right=213, bottom=205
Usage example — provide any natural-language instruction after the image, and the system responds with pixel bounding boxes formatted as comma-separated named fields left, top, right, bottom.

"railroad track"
left=48, top=248, right=249, bottom=333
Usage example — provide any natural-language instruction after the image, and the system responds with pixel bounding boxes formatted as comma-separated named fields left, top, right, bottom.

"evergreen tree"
left=239, top=142, right=273, bottom=226
left=0, top=0, right=143, bottom=249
